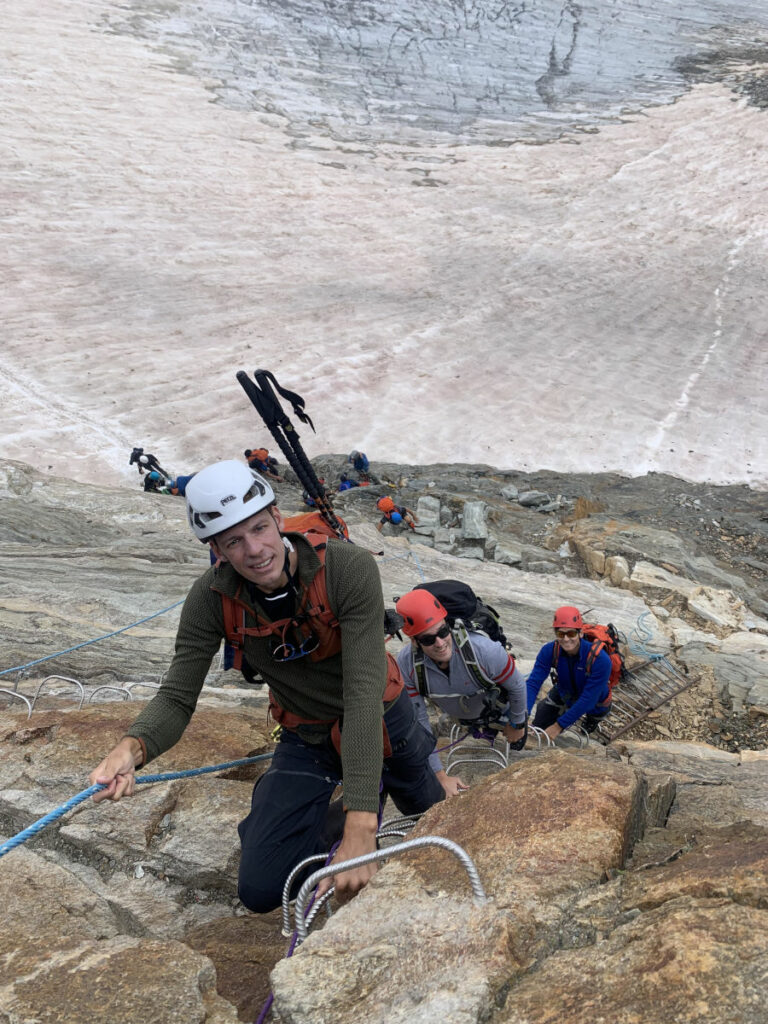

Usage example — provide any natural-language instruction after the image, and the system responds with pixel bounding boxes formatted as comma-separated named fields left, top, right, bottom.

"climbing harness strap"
left=268, top=652, right=404, bottom=759
left=219, top=532, right=341, bottom=674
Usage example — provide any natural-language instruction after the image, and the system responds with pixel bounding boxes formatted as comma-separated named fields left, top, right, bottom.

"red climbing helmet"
left=396, top=590, right=448, bottom=637
left=552, top=606, right=583, bottom=630
left=377, top=496, right=396, bottom=513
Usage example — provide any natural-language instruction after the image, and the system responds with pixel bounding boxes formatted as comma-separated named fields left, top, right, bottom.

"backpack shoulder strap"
left=453, top=623, right=496, bottom=691
left=220, top=586, right=247, bottom=671
left=549, top=640, right=561, bottom=684
left=412, top=645, right=429, bottom=698
left=585, top=639, right=605, bottom=676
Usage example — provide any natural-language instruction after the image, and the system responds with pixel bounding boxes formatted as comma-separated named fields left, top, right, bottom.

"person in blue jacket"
left=348, top=449, right=379, bottom=483
left=165, top=474, right=196, bottom=497
left=338, top=473, right=359, bottom=492
left=348, top=449, right=369, bottom=474
left=526, top=606, right=612, bottom=740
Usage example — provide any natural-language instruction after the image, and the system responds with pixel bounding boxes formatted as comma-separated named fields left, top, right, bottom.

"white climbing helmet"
left=185, top=460, right=275, bottom=541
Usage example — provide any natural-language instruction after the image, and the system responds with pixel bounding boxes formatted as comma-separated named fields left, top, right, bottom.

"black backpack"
left=414, top=580, right=509, bottom=649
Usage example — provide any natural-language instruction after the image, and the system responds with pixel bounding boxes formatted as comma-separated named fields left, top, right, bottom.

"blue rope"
left=378, top=550, right=427, bottom=582
left=0, top=600, right=186, bottom=678
left=628, top=611, right=667, bottom=663
left=0, top=752, right=274, bottom=860
left=409, top=549, right=427, bottom=582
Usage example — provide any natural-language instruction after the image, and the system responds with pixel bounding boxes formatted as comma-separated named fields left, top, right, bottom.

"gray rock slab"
left=415, top=494, right=441, bottom=526
left=461, top=501, right=488, bottom=540
left=518, top=490, right=551, bottom=507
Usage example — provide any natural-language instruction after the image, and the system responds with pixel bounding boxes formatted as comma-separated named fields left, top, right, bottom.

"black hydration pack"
left=414, top=579, right=508, bottom=649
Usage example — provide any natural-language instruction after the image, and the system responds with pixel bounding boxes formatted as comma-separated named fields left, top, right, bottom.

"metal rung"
left=445, top=724, right=510, bottom=774
left=294, top=835, right=487, bottom=942
left=554, top=726, right=590, bottom=749
left=447, top=752, right=509, bottom=773
left=87, top=685, right=131, bottom=703
left=0, top=689, right=32, bottom=718
left=123, top=681, right=162, bottom=695
left=31, top=676, right=85, bottom=711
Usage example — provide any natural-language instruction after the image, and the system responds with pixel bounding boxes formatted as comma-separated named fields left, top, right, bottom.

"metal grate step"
left=596, top=658, right=698, bottom=743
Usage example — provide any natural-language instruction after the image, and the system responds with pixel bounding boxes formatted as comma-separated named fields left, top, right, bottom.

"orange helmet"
left=396, top=590, right=447, bottom=637
left=552, top=606, right=583, bottom=629
left=377, top=496, right=396, bottom=513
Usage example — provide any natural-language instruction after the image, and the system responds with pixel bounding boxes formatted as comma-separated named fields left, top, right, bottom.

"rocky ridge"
left=1, top=456, right=767, bottom=1023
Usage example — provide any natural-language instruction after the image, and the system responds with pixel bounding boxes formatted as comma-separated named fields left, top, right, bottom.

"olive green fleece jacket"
left=126, top=535, right=388, bottom=813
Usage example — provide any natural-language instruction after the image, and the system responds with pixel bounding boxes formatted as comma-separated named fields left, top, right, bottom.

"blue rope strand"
left=0, top=752, right=274, bottom=859
left=378, top=550, right=427, bottom=582
left=628, top=611, right=667, bottom=663
left=409, top=549, right=427, bottom=582
left=0, top=600, right=186, bottom=678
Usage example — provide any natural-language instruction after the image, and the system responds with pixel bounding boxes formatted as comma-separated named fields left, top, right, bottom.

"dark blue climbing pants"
left=237, top=687, right=444, bottom=913
left=532, top=686, right=612, bottom=734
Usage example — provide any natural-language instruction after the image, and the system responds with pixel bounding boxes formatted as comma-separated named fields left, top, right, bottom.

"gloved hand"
left=383, top=608, right=405, bottom=638
left=504, top=722, right=528, bottom=751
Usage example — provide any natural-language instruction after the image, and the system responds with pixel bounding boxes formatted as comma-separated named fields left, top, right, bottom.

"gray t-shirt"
left=397, top=631, right=527, bottom=773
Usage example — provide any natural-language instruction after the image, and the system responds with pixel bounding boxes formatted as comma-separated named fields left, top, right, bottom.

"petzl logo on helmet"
left=220, top=494, right=236, bottom=506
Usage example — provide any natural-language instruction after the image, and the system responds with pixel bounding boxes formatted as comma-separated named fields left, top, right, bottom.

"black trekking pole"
left=236, top=370, right=347, bottom=538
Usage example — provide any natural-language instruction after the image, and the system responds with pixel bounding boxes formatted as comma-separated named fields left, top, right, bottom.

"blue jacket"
left=350, top=453, right=369, bottom=473
left=174, top=474, right=196, bottom=497
left=526, top=638, right=611, bottom=730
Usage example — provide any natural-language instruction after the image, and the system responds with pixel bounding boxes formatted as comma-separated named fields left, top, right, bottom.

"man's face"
left=211, top=507, right=287, bottom=590
left=416, top=620, right=453, bottom=665
left=555, top=627, right=582, bottom=654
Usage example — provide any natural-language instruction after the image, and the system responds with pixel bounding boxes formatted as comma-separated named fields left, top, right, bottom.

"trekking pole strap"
left=236, top=370, right=346, bottom=538
left=253, top=370, right=331, bottom=504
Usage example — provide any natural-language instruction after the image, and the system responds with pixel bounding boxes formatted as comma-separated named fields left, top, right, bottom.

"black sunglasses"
left=416, top=623, right=451, bottom=646
left=555, top=629, right=580, bottom=639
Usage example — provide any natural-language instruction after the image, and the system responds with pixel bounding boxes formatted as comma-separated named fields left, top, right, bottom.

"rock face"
left=271, top=744, right=768, bottom=1024
left=2, top=453, right=767, bottom=755
left=1, top=699, right=767, bottom=1022
left=1, top=458, right=767, bottom=1021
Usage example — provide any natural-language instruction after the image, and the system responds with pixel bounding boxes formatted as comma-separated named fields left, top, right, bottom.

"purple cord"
left=254, top=994, right=273, bottom=1024
left=254, top=841, right=341, bottom=1022
left=435, top=730, right=469, bottom=753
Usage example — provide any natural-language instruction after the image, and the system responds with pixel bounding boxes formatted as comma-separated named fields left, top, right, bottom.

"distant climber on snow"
left=164, top=473, right=196, bottom=497
left=303, top=479, right=330, bottom=507
left=526, top=606, right=613, bottom=740
left=395, top=587, right=528, bottom=797
left=129, top=446, right=168, bottom=478
left=376, top=495, right=417, bottom=532
left=244, top=448, right=283, bottom=482
left=143, top=471, right=163, bottom=493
